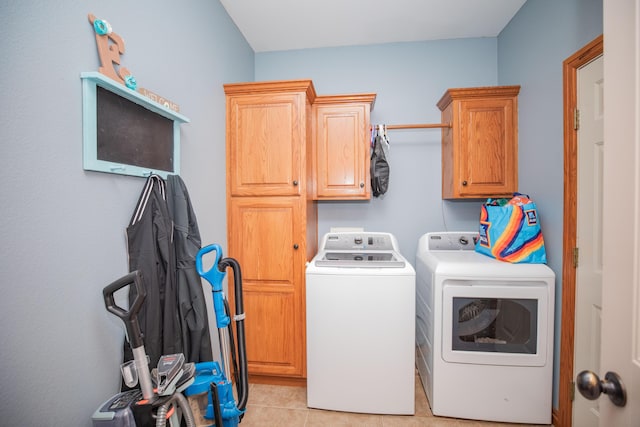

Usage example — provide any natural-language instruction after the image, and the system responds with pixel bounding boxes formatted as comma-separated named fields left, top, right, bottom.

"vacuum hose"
left=154, top=393, right=196, bottom=427
left=219, top=257, right=249, bottom=411
left=175, top=393, right=196, bottom=427
left=155, top=404, right=168, bottom=427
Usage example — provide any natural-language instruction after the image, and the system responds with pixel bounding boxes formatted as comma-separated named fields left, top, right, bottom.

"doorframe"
left=557, top=34, right=603, bottom=427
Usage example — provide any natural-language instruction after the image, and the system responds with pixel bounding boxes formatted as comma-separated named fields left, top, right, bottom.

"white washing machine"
left=306, top=231, right=416, bottom=415
left=415, top=232, right=555, bottom=424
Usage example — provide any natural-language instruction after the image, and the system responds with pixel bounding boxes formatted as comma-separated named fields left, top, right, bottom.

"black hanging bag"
left=370, top=131, right=390, bottom=197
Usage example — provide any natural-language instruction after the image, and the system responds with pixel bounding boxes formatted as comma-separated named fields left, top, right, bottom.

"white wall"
left=0, top=1, right=253, bottom=425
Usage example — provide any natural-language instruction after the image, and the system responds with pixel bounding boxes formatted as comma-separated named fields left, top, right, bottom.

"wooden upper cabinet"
left=437, top=86, right=520, bottom=199
left=224, top=80, right=316, bottom=197
left=312, top=94, right=376, bottom=200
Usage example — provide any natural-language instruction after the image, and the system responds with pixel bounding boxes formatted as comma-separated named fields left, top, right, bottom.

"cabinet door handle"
left=462, top=180, right=468, bottom=186
left=293, top=244, right=299, bottom=250
left=293, top=180, right=299, bottom=186
left=360, top=182, right=365, bottom=188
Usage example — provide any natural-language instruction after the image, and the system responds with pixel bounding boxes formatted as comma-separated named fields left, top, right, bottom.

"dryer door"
left=442, top=279, right=551, bottom=367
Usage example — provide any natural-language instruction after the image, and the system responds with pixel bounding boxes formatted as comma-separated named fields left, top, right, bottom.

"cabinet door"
left=456, top=97, right=517, bottom=197
left=313, top=103, right=370, bottom=199
left=228, top=197, right=306, bottom=377
left=227, top=93, right=304, bottom=196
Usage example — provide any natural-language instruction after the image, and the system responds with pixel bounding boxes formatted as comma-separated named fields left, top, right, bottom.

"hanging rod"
left=372, top=123, right=451, bottom=130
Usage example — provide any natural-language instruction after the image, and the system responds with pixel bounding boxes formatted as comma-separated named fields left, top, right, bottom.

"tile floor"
left=198, top=374, right=552, bottom=427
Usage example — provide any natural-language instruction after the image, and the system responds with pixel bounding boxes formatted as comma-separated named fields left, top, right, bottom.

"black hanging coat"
left=124, top=175, right=182, bottom=369
left=166, top=175, right=213, bottom=363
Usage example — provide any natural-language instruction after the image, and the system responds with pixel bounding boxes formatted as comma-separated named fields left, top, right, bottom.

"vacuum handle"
left=196, top=244, right=225, bottom=292
left=103, top=270, right=146, bottom=349
left=197, top=244, right=230, bottom=329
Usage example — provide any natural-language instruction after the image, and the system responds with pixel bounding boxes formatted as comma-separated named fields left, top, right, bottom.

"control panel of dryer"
left=427, top=232, right=479, bottom=251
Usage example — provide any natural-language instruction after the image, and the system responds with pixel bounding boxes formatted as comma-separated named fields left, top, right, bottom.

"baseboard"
left=249, top=374, right=307, bottom=387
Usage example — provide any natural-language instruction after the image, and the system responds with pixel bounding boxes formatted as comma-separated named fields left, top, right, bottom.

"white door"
left=573, top=54, right=604, bottom=427
left=595, top=0, right=640, bottom=425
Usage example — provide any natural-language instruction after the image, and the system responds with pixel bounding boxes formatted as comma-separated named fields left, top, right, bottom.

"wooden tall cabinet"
left=311, top=94, right=376, bottom=200
left=224, top=80, right=317, bottom=382
left=437, top=86, right=520, bottom=199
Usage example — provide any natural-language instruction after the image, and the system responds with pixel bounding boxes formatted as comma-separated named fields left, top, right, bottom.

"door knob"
left=293, top=180, right=299, bottom=186
left=576, top=370, right=627, bottom=407
left=293, top=244, right=299, bottom=250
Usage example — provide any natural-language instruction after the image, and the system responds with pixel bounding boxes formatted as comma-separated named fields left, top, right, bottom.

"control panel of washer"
left=321, top=232, right=396, bottom=251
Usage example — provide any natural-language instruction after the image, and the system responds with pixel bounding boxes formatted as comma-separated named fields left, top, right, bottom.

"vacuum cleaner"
left=92, top=270, right=197, bottom=427
left=183, top=244, right=249, bottom=427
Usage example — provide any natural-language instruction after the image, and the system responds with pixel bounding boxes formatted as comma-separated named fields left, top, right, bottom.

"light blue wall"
left=256, top=0, right=602, bottom=411
left=498, top=0, right=603, bottom=408
left=0, top=1, right=252, bottom=425
left=257, top=39, right=499, bottom=262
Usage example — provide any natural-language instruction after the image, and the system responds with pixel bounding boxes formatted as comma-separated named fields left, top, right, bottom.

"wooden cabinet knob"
left=293, top=244, right=299, bottom=250
left=293, top=180, right=299, bottom=186
left=462, top=180, right=468, bottom=186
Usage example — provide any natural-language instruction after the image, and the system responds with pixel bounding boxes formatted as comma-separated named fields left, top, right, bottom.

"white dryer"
left=306, top=231, right=416, bottom=415
left=415, top=232, right=555, bottom=424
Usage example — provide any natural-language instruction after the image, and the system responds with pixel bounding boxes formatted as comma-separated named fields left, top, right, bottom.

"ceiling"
left=220, top=0, right=527, bottom=53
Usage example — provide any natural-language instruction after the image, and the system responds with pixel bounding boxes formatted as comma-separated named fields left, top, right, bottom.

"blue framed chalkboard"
left=81, top=71, right=189, bottom=178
